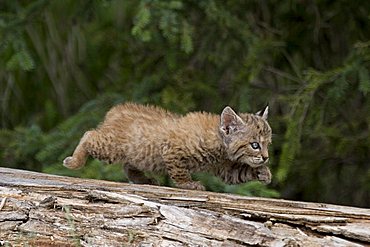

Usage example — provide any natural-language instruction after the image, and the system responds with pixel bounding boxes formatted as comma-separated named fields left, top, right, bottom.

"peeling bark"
left=0, top=167, right=369, bottom=246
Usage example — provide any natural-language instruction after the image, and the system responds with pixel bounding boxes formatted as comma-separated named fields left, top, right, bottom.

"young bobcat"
left=63, top=103, right=272, bottom=190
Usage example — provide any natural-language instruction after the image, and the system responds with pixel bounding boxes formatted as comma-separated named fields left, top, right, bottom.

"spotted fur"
left=63, top=103, right=272, bottom=190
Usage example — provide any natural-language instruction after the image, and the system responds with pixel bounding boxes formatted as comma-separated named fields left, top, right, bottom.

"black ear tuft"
left=256, top=105, right=269, bottom=120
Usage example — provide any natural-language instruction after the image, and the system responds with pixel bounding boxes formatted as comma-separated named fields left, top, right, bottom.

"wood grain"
left=0, top=167, right=369, bottom=246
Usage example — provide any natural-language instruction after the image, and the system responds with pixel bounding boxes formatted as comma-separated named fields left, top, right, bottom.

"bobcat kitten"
left=63, top=103, right=272, bottom=190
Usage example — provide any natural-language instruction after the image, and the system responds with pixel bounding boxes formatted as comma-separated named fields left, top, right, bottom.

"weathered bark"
left=0, top=167, right=369, bottom=247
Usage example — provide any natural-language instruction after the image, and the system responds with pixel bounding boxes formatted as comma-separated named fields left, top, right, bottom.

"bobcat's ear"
left=256, top=105, right=269, bottom=120
left=220, top=106, right=245, bottom=135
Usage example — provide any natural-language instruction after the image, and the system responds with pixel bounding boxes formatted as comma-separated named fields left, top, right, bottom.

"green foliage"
left=194, top=173, right=279, bottom=198
left=0, top=125, right=43, bottom=171
left=6, top=49, right=35, bottom=71
left=131, top=1, right=152, bottom=41
left=131, top=0, right=193, bottom=54
left=0, top=0, right=369, bottom=206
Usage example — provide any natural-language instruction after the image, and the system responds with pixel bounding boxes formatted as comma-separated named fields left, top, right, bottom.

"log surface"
left=0, top=167, right=369, bottom=246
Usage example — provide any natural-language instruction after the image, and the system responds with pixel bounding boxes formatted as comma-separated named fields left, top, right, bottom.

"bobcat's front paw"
left=177, top=181, right=205, bottom=191
left=255, top=165, right=272, bottom=185
left=63, top=156, right=80, bottom=170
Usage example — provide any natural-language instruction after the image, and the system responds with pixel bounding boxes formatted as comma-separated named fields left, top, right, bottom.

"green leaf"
left=131, top=4, right=152, bottom=41
left=18, top=49, right=35, bottom=71
left=5, top=53, right=19, bottom=70
left=6, top=50, right=35, bottom=71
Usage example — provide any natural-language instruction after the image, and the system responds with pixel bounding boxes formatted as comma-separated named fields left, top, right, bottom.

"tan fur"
left=63, top=103, right=272, bottom=190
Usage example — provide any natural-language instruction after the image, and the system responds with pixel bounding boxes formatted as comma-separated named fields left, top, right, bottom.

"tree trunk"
left=0, top=167, right=369, bottom=247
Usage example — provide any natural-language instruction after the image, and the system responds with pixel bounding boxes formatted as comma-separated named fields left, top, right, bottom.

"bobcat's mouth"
left=244, top=156, right=268, bottom=168
left=228, top=147, right=269, bottom=167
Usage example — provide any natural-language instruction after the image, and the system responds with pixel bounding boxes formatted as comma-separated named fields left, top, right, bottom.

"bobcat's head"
left=219, top=105, right=272, bottom=168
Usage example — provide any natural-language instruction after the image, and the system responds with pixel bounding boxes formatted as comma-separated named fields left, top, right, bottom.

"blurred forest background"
left=0, top=0, right=369, bottom=207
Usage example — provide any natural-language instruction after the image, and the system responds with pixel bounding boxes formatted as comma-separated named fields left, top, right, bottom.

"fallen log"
left=0, top=167, right=369, bottom=246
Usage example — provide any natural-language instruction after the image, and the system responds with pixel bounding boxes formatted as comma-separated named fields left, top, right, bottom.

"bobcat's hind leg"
left=124, top=165, right=157, bottom=185
left=63, top=131, right=94, bottom=169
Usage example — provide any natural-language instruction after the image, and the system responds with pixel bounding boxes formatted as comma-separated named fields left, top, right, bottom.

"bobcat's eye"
left=250, top=142, right=260, bottom=150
